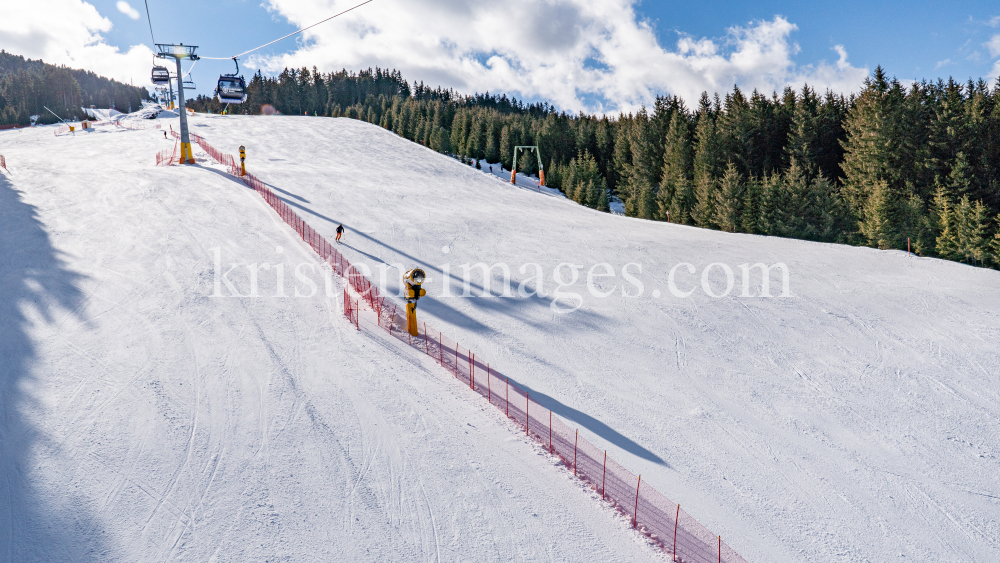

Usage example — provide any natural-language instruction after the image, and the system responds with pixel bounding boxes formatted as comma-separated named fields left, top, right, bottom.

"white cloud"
left=0, top=0, right=153, bottom=91
left=986, top=34, right=1000, bottom=58
left=117, top=1, right=141, bottom=20
left=261, top=0, right=869, bottom=113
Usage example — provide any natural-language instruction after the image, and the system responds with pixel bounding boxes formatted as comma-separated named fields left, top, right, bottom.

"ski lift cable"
left=199, top=0, right=374, bottom=61
left=143, top=0, right=156, bottom=45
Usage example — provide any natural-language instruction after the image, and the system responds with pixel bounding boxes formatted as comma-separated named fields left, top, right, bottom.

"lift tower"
left=155, top=44, right=199, bottom=164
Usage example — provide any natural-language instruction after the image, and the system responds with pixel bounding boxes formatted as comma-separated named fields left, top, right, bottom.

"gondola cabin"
left=216, top=75, right=247, bottom=104
left=151, top=66, right=170, bottom=85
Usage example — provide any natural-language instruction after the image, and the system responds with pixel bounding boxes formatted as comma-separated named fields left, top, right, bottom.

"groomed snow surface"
left=1, top=115, right=999, bottom=562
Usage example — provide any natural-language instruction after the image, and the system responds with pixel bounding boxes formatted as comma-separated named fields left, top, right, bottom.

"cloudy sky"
left=2, top=0, right=999, bottom=113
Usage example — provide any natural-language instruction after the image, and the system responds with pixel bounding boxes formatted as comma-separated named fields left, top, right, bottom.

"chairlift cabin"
left=215, top=58, right=247, bottom=104
left=151, top=65, right=170, bottom=85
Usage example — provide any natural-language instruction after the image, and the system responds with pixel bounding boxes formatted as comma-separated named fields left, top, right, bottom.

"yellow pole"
left=407, top=303, right=418, bottom=336
left=180, top=142, right=194, bottom=164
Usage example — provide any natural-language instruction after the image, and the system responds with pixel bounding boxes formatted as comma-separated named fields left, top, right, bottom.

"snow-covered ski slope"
left=3, top=115, right=1000, bottom=562
left=0, top=123, right=661, bottom=562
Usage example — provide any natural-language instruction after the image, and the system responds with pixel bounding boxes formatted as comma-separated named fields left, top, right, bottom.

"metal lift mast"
left=155, top=43, right=199, bottom=164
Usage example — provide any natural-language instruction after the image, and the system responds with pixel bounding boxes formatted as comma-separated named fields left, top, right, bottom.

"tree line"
left=0, top=50, right=150, bottom=125
left=185, top=65, right=1000, bottom=269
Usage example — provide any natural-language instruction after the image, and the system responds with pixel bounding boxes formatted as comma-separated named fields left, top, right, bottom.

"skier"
left=336, top=223, right=344, bottom=243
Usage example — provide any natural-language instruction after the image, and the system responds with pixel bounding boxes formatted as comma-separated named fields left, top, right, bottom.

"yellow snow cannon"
left=403, top=268, right=427, bottom=336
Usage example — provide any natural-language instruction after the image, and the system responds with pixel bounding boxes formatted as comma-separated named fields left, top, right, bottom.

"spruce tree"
left=500, top=125, right=511, bottom=169
left=597, top=187, right=610, bottom=212
left=659, top=109, right=693, bottom=223
left=713, top=163, right=744, bottom=232
left=757, top=173, right=782, bottom=235
left=618, top=108, right=660, bottom=218
left=740, top=176, right=763, bottom=234
left=786, top=85, right=821, bottom=175
left=859, top=179, right=894, bottom=248
left=954, top=197, right=990, bottom=264
left=689, top=98, right=721, bottom=225
left=691, top=175, right=716, bottom=228
left=842, top=67, right=913, bottom=248
left=935, top=189, right=959, bottom=259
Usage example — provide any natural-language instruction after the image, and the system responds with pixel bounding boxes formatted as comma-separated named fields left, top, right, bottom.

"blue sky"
left=4, top=0, right=1000, bottom=112
left=639, top=1, right=1000, bottom=80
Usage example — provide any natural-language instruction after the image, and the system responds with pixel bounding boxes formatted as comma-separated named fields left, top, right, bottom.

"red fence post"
left=526, top=392, right=530, bottom=436
left=633, top=475, right=641, bottom=528
left=602, top=451, right=607, bottom=499
left=548, top=411, right=552, bottom=453
left=673, top=505, right=679, bottom=562
left=506, top=377, right=509, bottom=417
left=471, top=352, right=475, bottom=390
left=719, top=536, right=722, bottom=563
left=355, top=299, right=360, bottom=330
left=574, top=430, right=578, bottom=476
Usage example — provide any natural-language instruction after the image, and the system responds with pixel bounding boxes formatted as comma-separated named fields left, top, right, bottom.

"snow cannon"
left=239, top=145, right=246, bottom=176
left=403, top=268, right=427, bottom=337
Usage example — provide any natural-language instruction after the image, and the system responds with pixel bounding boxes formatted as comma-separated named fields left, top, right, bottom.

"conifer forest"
left=0, top=51, right=149, bottom=125
left=88, top=64, right=1000, bottom=269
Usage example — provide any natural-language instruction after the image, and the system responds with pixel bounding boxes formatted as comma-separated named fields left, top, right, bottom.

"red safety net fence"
left=156, top=139, right=179, bottom=166
left=0, top=124, right=30, bottom=131
left=180, top=133, right=749, bottom=563
left=0, top=155, right=6, bottom=172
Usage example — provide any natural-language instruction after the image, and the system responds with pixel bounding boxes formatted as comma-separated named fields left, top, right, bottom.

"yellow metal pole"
left=407, top=303, right=418, bottom=336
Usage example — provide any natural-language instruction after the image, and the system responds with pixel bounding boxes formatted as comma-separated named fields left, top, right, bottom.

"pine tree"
left=565, top=151, right=607, bottom=210
left=952, top=197, right=990, bottom=264
left=740, top=176, right=763, bottom=234
left=757, top=173, right=782, bottom=235
left=859, top=179, right=894, bottom=248
left=691, top=174, right=716, bottom=228
left=617, top=108, right=660, bottom=218
left=658, top=109, right=693, bottom=223
left=500, top=125, right=511, bottom=169
left=786, top=85, right=821, bottom=175
left=597, top=187, right=610, bottom=212
left=713, top=163, right=744, bottom=232
left=688, top=98, right=721, bottom=226
left=841, top=67, right=913, bottom=248
left=935, top=189, right=959, bottom=259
